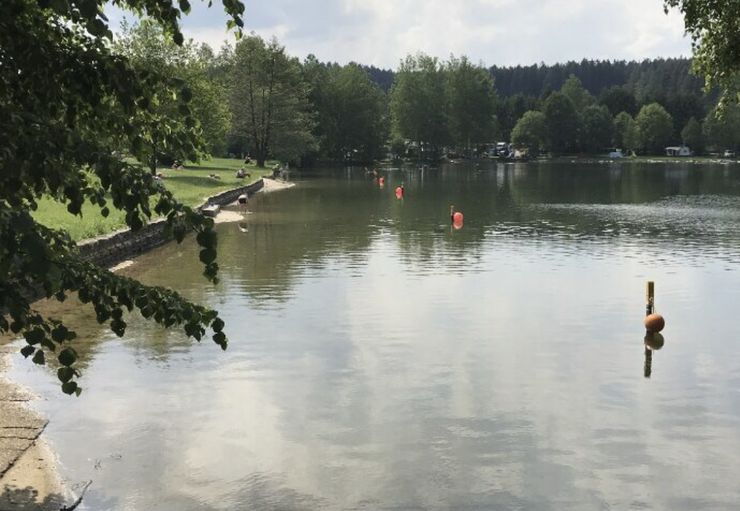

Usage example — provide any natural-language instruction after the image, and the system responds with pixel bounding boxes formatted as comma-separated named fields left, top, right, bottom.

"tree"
left=511, top=110, right=547, bottom=156
left=306, top=61, right=388, bottom=162
left=0, top=0, right=244, bottom=393
left=496, top=93, right=540, bottom=141
left=230, top=35, right=316, bottom=167
left=114, top=19, right=231, bottom=163
left=446, top=56, right=498, bottom=153
left=613, top=111, right=635, bottom=149
left=665, top=1, right=740, bottom=107
left=624, top=119, right=641, bottom=154
left=681, top=117, right=704, bottom=154
left=390, top=54, right=450, bottom=159
left=704, top=103, right=740, bottom=152
left=560, top=74, right=594, bottom=111
left=543, top=92, right=579, bottom=153
left=580, top=105, right=613, bottom=153
left=189, top=45, right=233, bottom=156
left=599, top=86, right=638, bottom=116
left=635, top=103, right=674, bottom=154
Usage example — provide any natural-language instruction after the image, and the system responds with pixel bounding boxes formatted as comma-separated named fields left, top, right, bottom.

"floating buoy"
left=644, top=313, right=665, bottom=332
left=395, top=186, right=404, bottom=199
left=449, top=205, right=464, bottom=229
left=378, top=177, right=385, bottom=186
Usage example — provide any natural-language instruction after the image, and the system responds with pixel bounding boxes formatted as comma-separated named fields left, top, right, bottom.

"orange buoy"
left=644, top=313, right=665, bottom=333
left=453, top=211, right=464, bottom=224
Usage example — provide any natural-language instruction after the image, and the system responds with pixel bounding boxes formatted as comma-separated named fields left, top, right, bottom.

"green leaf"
left=58, top=348, right=77, bottom=367
left=51, top=325, right=68, bottom=343
left=57, top=367, right=75, bottom=383
left=213, top=332, right=227, bottom=350
left=196, top=230, right=217, bottom=246
left=211, top=317, right=225, bottom=332
left=32, top=350, right=46, bottom=365
left=24, top=328, right=44, bottom=345
left=199, top=248, right=217, bottom=264
left=61, top=381, right=78, bottom=395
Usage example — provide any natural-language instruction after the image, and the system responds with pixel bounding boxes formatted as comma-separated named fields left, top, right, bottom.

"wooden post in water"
left=644, top=281, right=655, bottom=378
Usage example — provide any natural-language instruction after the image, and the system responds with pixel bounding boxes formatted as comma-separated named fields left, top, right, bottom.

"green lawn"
left=33, top=158, right=273, bottom=241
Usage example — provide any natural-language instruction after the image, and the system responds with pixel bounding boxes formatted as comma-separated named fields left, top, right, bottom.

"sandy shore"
left=260, top=177, right=296, bottom=193
left=214, top=177, right=295, bottom=224
left=0, top=346, right=72, bottom=510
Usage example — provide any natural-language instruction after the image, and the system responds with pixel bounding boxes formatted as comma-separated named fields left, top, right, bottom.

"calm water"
left=11, top=161, right=740, bottom=510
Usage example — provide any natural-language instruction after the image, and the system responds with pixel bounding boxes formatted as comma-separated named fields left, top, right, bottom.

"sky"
left=110, top=0, right=692, bottom=69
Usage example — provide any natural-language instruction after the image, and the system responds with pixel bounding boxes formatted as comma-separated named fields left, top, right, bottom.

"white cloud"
left=115, top=0, right=692, bottom=69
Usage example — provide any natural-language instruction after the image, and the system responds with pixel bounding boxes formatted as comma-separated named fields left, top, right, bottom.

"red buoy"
left=453, top=211, right=464, bottom=224
left=395, top=186, right=404, bottom=199
left=378, top=177, right=385, bottom=186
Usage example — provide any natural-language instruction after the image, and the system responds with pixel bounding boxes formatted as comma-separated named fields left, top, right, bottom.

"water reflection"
left=9, top=161, right=740, bottom=510
left=643, top=332, right=666, bottom=378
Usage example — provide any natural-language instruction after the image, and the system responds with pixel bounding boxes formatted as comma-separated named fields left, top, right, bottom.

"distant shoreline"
left=545, top=155, right=740, bottom=165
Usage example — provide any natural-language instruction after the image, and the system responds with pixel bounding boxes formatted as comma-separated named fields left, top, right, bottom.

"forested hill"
left=363, top=58, right=708, bottom=103
left=489, top=58, right=705, bottom=100
left=360, top=65, right=395, bottom=92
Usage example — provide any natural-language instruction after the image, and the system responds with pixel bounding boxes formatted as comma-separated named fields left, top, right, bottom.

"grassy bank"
left=33, top=158, right=272, bottom=241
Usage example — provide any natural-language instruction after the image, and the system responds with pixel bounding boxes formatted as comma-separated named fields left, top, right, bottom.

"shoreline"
left=0, top=346, right=71, bottom=510
left=213, top=177, right=295, bottom=224
left=0, top=177, right=295, bottom=508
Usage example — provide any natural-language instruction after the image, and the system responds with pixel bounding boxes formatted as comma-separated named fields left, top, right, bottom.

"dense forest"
left=116, top=22, right=739, bottom=166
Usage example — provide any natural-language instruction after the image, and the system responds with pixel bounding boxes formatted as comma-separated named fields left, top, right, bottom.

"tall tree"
left=613, top=111, right=635, bottom=149
left=189, top=45, right=233, bottom=156
left=390, top=54, right=450, bottom=158
left=560, top=74, right=595, bottom=111
left=446, top=56, right=498, bottom=152
left=681, top=117, right=704, bottom=153
left=1, top=0, right=244, bottom=393
left=511, top=110, right=547, bottom=156
left=114, top=19, right=231, bottom=163
left=704, top=103, right=740, bottom=151
left=496, top=93, right=540, bottom=141
left=635, top=103, right=674, bottom=154
left=599, top=86, right=638, bottom=116
left=230, top=35, right=315, bottom=167
left=580, top=104, right=613, bottom=153
left=543, top=92, right=579, bottom=153
left=306, top=61, right=388, bottom=162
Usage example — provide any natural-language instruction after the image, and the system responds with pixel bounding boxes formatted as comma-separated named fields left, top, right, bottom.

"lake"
left=10, top=161, right=740, bottom=510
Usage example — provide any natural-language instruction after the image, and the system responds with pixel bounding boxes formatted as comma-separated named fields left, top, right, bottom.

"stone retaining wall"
left=77, top=179, right=264, bottom=268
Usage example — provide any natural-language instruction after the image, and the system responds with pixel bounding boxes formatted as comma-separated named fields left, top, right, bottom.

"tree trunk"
left=149, top=143, right=157, bottom=175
